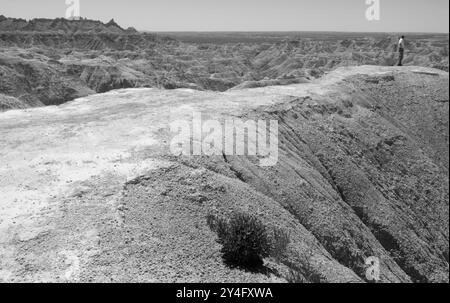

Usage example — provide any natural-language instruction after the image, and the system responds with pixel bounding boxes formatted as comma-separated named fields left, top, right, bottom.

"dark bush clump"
left=207, top=212, right=271, bottom=268
left=206, top=211, right=327, bottom=282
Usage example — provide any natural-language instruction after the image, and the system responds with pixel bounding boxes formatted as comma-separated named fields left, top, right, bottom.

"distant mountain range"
left=0, top=15, right=175, bottom=50
left=0, top=15, right=137, bottom=34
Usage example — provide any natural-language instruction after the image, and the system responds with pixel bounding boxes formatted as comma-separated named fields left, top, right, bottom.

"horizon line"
left=147, top=30, right=450, bottom=35
left=1, top=15, right=448, bottom=35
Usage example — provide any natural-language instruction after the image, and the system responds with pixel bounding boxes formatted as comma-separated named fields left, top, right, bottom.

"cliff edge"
left=0, top=66, right=448, bottom=283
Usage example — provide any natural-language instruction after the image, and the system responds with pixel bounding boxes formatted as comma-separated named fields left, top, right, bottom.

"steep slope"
left=0, top=66, right=448, bottom=283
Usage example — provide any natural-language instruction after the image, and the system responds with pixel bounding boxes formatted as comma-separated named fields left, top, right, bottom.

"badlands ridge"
left=0, top=65, right=448, bottom=283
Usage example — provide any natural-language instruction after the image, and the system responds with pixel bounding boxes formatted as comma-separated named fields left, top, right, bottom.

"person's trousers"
left=398, top=49, right=404, bottom=66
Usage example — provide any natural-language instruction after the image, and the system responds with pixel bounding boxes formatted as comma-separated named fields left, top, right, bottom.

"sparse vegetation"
left=207, top=211, right=326, bottom=282
left=268, top=226, right=290, bottom=261
left=286, top=268, right=308, bottom=283
left=284, top=251, right=326, bottom=283
left=296, top=257, right=326, bottom=283
left=207, top=211, right=290, bottom=269
left=207, top=212, right=271, bottom=268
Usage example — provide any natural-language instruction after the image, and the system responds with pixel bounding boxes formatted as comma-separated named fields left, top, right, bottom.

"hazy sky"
left=0, top=0, right=448, bottom=32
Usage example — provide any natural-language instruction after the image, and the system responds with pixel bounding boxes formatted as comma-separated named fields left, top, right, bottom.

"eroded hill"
left=0, top=66, right=448, bottom=283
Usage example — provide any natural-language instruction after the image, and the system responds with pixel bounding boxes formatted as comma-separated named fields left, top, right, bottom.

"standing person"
left=397, top=36, right=405, bottom=66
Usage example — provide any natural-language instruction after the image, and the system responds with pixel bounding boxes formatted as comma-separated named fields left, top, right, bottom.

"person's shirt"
left=398, top=38, right=405, bottom=50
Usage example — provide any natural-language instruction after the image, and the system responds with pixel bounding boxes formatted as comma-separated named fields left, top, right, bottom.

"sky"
left=0, top=0, right=448, bottom=32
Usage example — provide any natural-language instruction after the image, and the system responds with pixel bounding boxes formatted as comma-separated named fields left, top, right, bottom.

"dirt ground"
left=0, top=66, right=448, bottom=282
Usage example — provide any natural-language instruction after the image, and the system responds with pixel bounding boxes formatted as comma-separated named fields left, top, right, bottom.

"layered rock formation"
left=0, top=66, right=448, bottom=283
left=1, top=17, right=448, bottom=111
left=0, top=15, right=136, bottom=34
